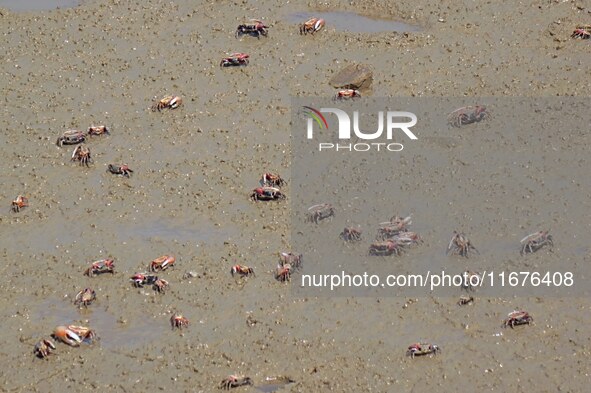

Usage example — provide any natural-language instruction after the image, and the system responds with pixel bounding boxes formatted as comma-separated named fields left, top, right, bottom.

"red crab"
left=84, top=258, right=115, bottom=277
left=220, top=53, right=249, bottom=67
left=150, top=255, right=175, bottom=272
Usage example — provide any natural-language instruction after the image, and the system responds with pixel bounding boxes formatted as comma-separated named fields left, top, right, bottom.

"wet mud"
left=0, top=0, right=590, bottom=392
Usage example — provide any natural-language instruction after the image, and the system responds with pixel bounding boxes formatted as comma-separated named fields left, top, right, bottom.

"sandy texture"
left=0, top=0, right=590, bottom=392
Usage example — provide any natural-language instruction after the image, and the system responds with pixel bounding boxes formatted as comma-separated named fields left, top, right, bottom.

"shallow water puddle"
left=116, top=216, right=237, bottom=245
left=287, top=11, right=421, bottom=33
left=0, top=0, right=81, bottom=11
left=256, top=380, right=295, bottom=393
left=32, top=297, right=163, bottom=349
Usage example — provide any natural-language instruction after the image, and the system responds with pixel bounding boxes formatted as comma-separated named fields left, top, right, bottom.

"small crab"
left=235, top=20, right=269, bottom=39
left=74, top=288, right=96, bottom=308
left=231, top=264, right=255, bottom=278
left=279, top=252, right=303, bottom=270
left=520, top=230, right=553, bottom=255
left=276, top=263, right=291, bottom=282
left=56, top=130, right=86, bottom=147
left=150, top=255, right=175, bottom=272
left=87, top=125, right=110, bottom=137
left=300, top=17, right=325, bottom=35
left=34, top=338, right=56, bottom=359
left=53, top=326, right=82, bottom=347
left=307, top=203, right=335, bottom=223
left=406, top=343, right=440, bottom=358
left=571, top=25, right=591, bottom=39
left=152, top=95, right=182, bottom=111
left=67, top=325, right=97, bottom=343
left=219, top=375, right=254, bottom=390
left=71, top=145, right=92, bottom=166
left=377, top=215, right=412, bottom=239
left=340, top=227, right=362, bottom=242
left=107, top=164, right=133, bottom=177
left=457, top=295, right=474, bottom=306
left=393, top=231, right=422, bottom=247
left=84, top=258, right=115, bottom=277
left=250, top=186, right=286, bottom=201
left=369, top=240, right=403, bottom=256
left=130, top=273, right=159, bottom=287
left=447, top=231, right=479, bottom=258
left=448, top=105, right=489, bottom=127
left=220, top=52, right=249, bottom=67
left=334, top=89, right=361, bottom=101
left=153, top=278, right=169, bottom=293
left=170, top=313, right=189, bottom=330
left=503, top=310, right=533, bottom=328
left=262, top=172, right=286, bottom=187
left=11, top=195, right=28, bottom=213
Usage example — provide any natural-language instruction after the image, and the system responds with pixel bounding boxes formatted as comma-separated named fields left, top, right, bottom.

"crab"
left=571, top=25, right=591, bottom=39
left=448, top=105, right=489, bottom=127
left=11, top=195, right=28, bottom=213
left=447, top=231, right=479, bottom=258
left=170, top=313, right=189, bottom=330
left=219, top=375, right=253, bottom=390
left=406, top=343, right=441, bottom=358
left=84, top=258, right=115, bottom=277
left=220, top=52, right=249, bottom=67
left=334, top=89, right=361, bottom=100
left=107, top=164, right=133, bottom=177
left=250, top=186, right=286, bottom=201
left=369, top=240, right=403, bottom=256
left=130, top=273, right=159, bottom=288
left=392, top=231, right=422, bottom=247
left=279, top=252, right=303, bottom=270
left=231, top=264, right=255, bottom=278
left=340, top=227, right=362, bottom=242
left=377, top=215, right=412, bottom=239
left=307, top=203, right=335, bottom=223
left=87, top=125, right=110, bottom=137
left=153, top=278, right=169, bottom=293
left=520, top=230, right=553, bottom=255
left=300, top=17, right=325, bottom=35
left=150, top=255, right=175, bottom=272
left=67, top=325, right=97, bottom=343
left=53, top=326, right=82, bottom=347
left=56, top=130, right=86, bottom=147
left=71, top=145, right=92, bottom=166
left=457, top=296, right=474, bottom=306
left=235, top=20, right=269, bottom=38
left=152, top=95, right=182, bottom=111
left=276, top=263, right=291, bottom=282
left=262, top=172, right=286, bottom=187
left=503, top=310, right=533, bottom=328
left=34, top=338, right=56, bottom=359
left=74, top=288, right=96, bottom=308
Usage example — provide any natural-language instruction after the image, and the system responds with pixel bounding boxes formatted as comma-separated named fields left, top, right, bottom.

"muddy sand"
left=0, top=0, right=590, bottom=392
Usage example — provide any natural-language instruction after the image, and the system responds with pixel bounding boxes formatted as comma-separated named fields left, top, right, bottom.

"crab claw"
left=53, top=326, right=82, bottom=347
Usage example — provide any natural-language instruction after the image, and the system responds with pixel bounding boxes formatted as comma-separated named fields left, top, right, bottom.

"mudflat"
left=0, top=0, right=590, bottom=392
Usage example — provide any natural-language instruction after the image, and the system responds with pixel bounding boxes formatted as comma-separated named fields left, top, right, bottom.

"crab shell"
left=74, top=288, right=96, bottom=306
left=53, top=326, right=82, bottom=347
left=170, top=314, right=189, bottom=329
left=34, top=339, right=56, bottom=358
left=87, top=125, right=109, bottom=135
left=150, top=255, right=175, bottom=272
left=231, top=264, right=254, bottom=276
left=67, top=325, right=97, bottom=341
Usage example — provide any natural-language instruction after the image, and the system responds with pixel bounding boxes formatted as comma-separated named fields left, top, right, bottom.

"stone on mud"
left=329, top=63, right=373, bottom=90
